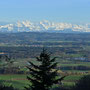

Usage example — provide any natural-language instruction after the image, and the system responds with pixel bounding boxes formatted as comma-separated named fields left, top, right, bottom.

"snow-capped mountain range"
left=0, top=20, right=90, bottom=33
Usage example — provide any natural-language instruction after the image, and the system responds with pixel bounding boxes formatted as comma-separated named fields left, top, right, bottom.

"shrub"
left=73, top=75, right=90, bottom=90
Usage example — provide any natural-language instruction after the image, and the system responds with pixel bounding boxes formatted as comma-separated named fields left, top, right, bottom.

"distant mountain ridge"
left=0, top=20, right=90, bottom=33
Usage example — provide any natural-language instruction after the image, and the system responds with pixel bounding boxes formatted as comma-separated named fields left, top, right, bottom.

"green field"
left=0, top=74, right=87, bottom=90
left=0, top=75, right=29, bottom=90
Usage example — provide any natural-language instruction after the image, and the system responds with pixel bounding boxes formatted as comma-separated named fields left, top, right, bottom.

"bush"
left=73, top=75, right=90, bottom=90
left=52, top=86, right=69, bottom=90
left=0, top=85, right=17, bottom=90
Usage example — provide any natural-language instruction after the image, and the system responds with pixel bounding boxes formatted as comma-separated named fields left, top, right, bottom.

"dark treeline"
left=1, top=32, right=90, bottom=44
left=0, top=46, right=83, bottom=58
left=58, top=66, right=90, bottom=71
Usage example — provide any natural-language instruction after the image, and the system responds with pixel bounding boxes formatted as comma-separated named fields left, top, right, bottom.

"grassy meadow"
left=0, top=74, right=86, bottom=90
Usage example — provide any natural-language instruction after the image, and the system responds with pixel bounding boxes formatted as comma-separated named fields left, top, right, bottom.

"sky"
left=0, top=0, right=90, bottom=23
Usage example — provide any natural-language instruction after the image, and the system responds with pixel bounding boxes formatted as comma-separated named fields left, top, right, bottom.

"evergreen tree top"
left=25, top=49, right=65, bottom=90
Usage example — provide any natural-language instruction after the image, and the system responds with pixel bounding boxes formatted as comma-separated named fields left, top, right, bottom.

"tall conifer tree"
left=25, top=49, right=65, bottom=90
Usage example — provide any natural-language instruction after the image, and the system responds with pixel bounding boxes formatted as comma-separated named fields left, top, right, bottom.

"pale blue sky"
left=0, top=0, right=90, bottom=23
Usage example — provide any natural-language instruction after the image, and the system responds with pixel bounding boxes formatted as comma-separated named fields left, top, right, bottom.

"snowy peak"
left=0, top=20, right=90, bottom=32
